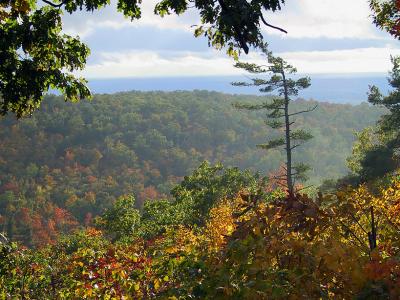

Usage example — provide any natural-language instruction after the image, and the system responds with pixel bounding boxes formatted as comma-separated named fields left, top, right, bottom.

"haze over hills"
left=86, top=74, right=390, bottom=104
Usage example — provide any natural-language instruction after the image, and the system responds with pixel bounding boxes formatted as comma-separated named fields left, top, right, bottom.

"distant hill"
left=86, top=74, right=390, bottom=104
left=0, top=90, right=385, bottom=245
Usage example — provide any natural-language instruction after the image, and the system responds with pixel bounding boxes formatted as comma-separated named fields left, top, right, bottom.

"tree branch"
left=349, top=212, right=369, bottom=236
left=273, top=175, right=287, bottom=179
left=42, top=0, right=67, bottom=8
left=295, top=185, right=313, bottom=192
left=339, top=220, right=369, bottom=253
left=288, top=104, right=318, bottom=117
left=260, top=15, right=288, bottom=34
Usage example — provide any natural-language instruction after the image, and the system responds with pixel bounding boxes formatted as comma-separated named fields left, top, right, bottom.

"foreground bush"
left=1, top=179, right=400, bottom=299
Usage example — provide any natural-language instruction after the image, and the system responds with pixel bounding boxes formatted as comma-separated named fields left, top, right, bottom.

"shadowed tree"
left=232, top=45, right=316, bottom=196
left=349, top=55, right=400, bottom=181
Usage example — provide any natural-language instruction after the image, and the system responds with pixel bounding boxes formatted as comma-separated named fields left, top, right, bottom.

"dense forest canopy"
left=0, top=90, right=384, bottom=246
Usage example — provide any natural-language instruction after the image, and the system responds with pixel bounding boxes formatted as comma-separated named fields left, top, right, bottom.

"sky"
left=61, top=0, right=400, bottom=78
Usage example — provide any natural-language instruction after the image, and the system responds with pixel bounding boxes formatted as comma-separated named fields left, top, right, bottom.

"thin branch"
left=339, top=220, right=369, bottom=253
left=288, top=104, right=318, bottom=117
left=42, top=0, right=67, bottom=8
left=349, top=212, right=369, bottom=236
left=273, top=175, right=287, bottom=179
left=339, top=230, right=370, bottom=254
left=295, top=185, right=314, bottom=192
left=260, top=15, right=288, bottom=34
left=382, top=212, right=400, bottom=231
left=233, top=205, right=254, bottom=218
left=275, top=181, right=288, bottom=188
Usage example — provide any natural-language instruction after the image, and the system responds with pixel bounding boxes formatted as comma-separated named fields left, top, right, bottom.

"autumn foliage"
left=1, top=174, right=400, bottom=299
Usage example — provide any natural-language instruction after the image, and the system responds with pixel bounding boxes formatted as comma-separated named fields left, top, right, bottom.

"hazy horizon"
left=85, top=74, right=390, bottom=104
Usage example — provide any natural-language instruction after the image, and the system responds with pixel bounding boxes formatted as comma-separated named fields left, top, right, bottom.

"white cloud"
left=60, top=0, right=400, bottom=78
left=279, top=47, right=400, bottom=74
left=263, top=0, right=381, bottom=39
left=79, top=47, right=399, bottom=78
left=80, top=50, right=241, bottom=78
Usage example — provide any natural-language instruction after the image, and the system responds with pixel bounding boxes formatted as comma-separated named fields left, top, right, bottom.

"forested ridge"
left=0, top=90, right=384, bottom=246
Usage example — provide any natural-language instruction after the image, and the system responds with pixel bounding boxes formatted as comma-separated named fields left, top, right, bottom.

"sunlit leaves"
left=2, top=178, right=400, bottom=298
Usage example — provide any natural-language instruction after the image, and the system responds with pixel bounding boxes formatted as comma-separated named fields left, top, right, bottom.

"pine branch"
left=265, top=119, right=284, bottom=129
left=231, top=81, right=253, bottom=87
left=290, top=144, right=299, bottom=150
left=290, top=129, right=313, bottom=141
left=289, top=104, right=318, bottom=117
left=233, top=102, right=269, bottom=110
left=234, top=62, right=267, bottom=73
left=257, top=138, right=285, bottom=150
left=267, top=109, right=284, bottom=118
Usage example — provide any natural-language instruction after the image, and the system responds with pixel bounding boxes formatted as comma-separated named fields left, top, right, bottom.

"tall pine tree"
left=232, top=45, right=316, bottom=196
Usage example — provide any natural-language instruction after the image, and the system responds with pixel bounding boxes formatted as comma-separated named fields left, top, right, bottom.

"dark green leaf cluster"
left=95, top=161, right=267, bottom=240
left=95, top=195, right=141, bottom=241
left=369, top=56, right=400, bottom=134
left=171, top=161, right=266, bottom=226
left=0, top=5, right=90, bottom=117
left=355, top=56, right=400, bottom=182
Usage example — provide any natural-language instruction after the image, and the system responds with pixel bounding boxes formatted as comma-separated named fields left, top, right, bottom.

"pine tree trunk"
left=282, top=70, right=293, bottom=196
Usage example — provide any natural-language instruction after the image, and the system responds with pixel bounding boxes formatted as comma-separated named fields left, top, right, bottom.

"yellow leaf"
left=133, top=282, right=140, bottom=291
left=154, top=279, right=160, bottom=290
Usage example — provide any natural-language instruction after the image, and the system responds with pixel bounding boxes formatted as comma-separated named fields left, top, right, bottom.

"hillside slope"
left=0, top=90, right=384, bottom=245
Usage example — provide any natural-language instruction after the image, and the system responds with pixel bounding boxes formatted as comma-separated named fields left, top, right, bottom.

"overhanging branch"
left=260, top=15, right=287, bottom=34
left=42, top=0, right=67, bottom=8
